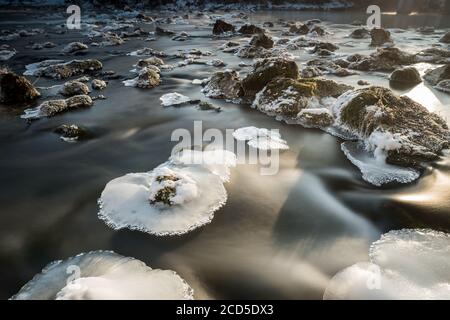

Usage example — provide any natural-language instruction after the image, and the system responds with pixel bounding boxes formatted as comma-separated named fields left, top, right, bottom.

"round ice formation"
left=11, top=251, right=194, bottom=300
left=233, top=126, right=289, bottom=150
left=98, top=160, right=228, bottom=236
left=324, top=229, right=450, bottom=300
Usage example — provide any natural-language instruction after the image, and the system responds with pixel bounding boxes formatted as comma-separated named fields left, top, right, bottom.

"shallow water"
left=0, top=9, right=450, bottom=299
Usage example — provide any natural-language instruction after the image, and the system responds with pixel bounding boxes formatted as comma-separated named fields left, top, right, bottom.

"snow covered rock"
left=21, top=95, right=93, bottom=119
left=91, top=79, right=107, bottom=90
left=333, top=86, right=450, bottom=168
left=59, top=80, right=90, bottom=97
left=202, top=70, right=243, bottom=100
left=241, top=57, right=299, bottom=99
left=253, top=77, right=351, bottom=123
left=123, top=67, right=160, bottom=88
left=62, top=42, right=88, bottom=54
left=24, top=59, right=102, bottom=79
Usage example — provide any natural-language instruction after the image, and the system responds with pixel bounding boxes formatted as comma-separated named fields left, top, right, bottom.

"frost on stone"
left=11, top=251, right=194, bottom=300
left=98, top=156, right=229, bottom=236
left=233, top=126, right=289, bottom=150
left=324, top=229, right=450, bottom=300
left=160, top=92, right=192, bottom=107
left=341, top=141, right=420, bottom=186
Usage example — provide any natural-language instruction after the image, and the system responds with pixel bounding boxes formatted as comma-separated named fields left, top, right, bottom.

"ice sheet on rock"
left=233, top=126, right=289, bottom=150
left=160, top=92, right=192, bottom=107
left=341, top=141, right=420, bottom=186
left=23, top=60, right=65, bottom=76
left=171, top=149, right=237, bottom=182
left=324, top=229, right=450, bottom=300
left=98, top=163, right=227, bottom=236
left=11, top=251, right=193, bottom=300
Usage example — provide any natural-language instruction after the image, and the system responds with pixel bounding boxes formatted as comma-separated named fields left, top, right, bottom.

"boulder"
left=249, top=33, right=274, bottom=49
left=440, top=32, right=450, bottom=43
left=389, top=67, right=422, bottom=87
left=0, top=69, right=40, bottom=104
left=289, top=23, right=309, bottom=35
left=91, top=79, right=107, bottom=90
left=334, top=86, right=450, bottom=167
left=238, top=24, right=264, bottom=35
left=60, top=80, right=90, bottom=97
left=252, top=77, right=352, bottom=121
left=241, top=57, right=299, bottom=99
left=37, top=95, right=93, bottom=117
left=213, top=20, right=235, bottom=34
left=370, top=28, right=392, bottom=46
left=350, top=28, right=370, bottom=39
left=201, top=70, right=243, bottom=100
left=424, top=64, right=450, bottom=85
left=28, top=59, right=103, bottom=79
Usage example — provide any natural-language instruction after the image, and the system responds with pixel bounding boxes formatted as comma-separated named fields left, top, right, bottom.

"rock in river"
left=241, top=57, right=299, bottom=100
left=0, top=69, right=40, bottom=105
left=333, top=86, right=450, bottom=167
left=212, top=20, right=235, bottom=35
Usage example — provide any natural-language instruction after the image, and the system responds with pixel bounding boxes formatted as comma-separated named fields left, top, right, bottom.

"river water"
left=0, top=8, right=449, bottom=299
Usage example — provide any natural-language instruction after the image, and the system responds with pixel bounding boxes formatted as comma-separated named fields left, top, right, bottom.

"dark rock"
left=289, top=23, right=309, bottom=35
left=0, top=69, right=40, bottom=105
left=440, top=32, right=450, bottom=43
left=238, top=24, right=264, bottom=35
left=54, top=124, right=90, bottom=141
left=249, top=33, right=274, bottom=49
left=350, top=28, right=370, bottom=39
left=263, top=22, right=274, bottom=28
left=213, top=20, right=235, bottom=35
left=241, top=57, right=299, bottom=99
left=370, top=28, right=392, bottom=46
left=390, top=67, right=422, bottom=88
